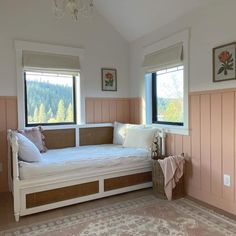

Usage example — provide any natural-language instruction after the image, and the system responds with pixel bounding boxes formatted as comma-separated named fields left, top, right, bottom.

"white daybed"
left=8, top=126, right=161, bottom=222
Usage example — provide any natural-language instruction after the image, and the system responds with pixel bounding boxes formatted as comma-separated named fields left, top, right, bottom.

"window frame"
left=24, top=71, right=77, bottom=127
left=151, top=66, right=184, bottom=127
left=143, top=30, right=189, bottom=135
left=15, top=40, right=85, bottom=129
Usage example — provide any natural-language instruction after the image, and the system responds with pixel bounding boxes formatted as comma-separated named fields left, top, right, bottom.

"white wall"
left=0, top=0, right=129, bottom=97
left=129, top=0, right=236, bottom=97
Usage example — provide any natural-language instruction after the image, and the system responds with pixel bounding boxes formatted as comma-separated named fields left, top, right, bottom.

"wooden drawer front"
left=26, top=181, right=99, bottom=208
left=43, top=129, right=76, bottom=149
left=104, top=172, right=152, bottom=191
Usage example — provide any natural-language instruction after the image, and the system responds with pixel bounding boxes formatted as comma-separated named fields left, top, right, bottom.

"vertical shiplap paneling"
left=101, top=100, right=110, bottom=123
left=94, top=100, right=102, bottom=123
left=6, top=99, right=18, bottom=129
left=130, top=98, right=142, bottom=124
left=183, top=135, right=191, bottom=158
left=6, top=98, right=18, bottom=192
left=85, top=98, right=95, bottom=123
left=174, top=135, right=183, bottom=155
left=135, top=98, right=142, bottom=124
left=116, top=100, right=124, bottom=123
left=183, top=135, right=191, bottom=193
left=109, top=99, right=117, bottom=122
left=210, top=93, right=222, bottom=197
left=0, top=99, right=7, bottom=192
left=132, top=99, right=137, bottom=124
left=130, top=99, right=135, bottom=124
left=165, top=134, right=175, bottom=156
left=123, top=100, right=130, bottom=123
left=165, top=134, right=171, bottom=156
left=164, top=90, right=236, bottom=215
left=85, top=97, right=142, bottom=124
left=190, top=95, right=201, bottom=190
left=134, top=98, right=140, bottom=124
left=222, top=92, right=234, bottom=201
left=200, top=94, right=211, bottom=192
left=0, top=97, right=18, bottom=192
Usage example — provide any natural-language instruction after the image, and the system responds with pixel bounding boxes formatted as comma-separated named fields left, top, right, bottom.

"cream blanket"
left=158, top=155, right=185, bottom=200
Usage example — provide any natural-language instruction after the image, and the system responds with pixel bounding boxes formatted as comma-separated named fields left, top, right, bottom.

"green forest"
left=158, top=98, right=183, bottom=123
left=26, top=81, right=74, bottom=124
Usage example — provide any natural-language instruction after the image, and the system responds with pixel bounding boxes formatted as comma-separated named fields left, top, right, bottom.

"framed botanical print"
left=213, top=42, right=236, bottom=82
left=101, top=68, right=117, bottom=91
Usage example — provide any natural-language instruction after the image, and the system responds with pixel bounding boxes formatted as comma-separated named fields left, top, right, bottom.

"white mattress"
left=19, top=144, right=151, bottom=180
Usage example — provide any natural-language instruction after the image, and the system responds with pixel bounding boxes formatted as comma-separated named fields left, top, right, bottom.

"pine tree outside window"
left=24, top=70, right=77, bottom=126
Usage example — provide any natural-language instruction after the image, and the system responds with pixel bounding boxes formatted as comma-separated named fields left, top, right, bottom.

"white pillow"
left=123, top=128, right=158, bottom=149
left=113, top=122, right=128, bottom=145
left=113, top=122, right=145, bottom=145
left=128, top=124, right=145, bottom=129
left=16, top=133, right=41, bottom=162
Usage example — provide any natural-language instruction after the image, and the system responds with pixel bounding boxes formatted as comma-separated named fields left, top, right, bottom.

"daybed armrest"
left=7, top=130, right=20, bottom=181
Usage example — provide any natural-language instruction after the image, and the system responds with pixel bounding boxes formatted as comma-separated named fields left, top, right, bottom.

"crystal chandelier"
left=53, top=0, right=94, bottom=21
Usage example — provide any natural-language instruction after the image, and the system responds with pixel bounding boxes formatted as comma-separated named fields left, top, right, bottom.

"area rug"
left=1, top=195, right=236, bottom=236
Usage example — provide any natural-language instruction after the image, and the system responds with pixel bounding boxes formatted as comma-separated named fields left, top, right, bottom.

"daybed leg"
left=13, top=180, right=20, bottom=223
left=14, top=213, right=20, bottom=222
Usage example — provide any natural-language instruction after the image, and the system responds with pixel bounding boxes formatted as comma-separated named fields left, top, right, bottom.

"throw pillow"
left=16, top=133, right=41, bottom=162
left=113, top=122, right=145, bottom=145
left=113, top=121, right=128, bottom=145
left=18, top=126, right=47, bottom=153
left=123, top=128, right=158, bottom=149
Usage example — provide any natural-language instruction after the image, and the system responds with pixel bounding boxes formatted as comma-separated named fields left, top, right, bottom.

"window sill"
left=149, top=123, right=189, bottom=135
left=38, top=123, right=113, bottom=130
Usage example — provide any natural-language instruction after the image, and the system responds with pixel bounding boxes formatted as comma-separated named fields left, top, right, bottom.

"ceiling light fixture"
left=53, top=0, right=94, bottom=21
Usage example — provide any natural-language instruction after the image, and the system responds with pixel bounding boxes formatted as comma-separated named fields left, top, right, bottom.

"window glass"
left=24, top=71, right=76, bottom=126
left=153, top=66, right=184, bottom=125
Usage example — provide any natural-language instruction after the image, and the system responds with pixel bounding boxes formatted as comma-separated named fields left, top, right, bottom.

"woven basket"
left=152, top=156, right=185, bottom=199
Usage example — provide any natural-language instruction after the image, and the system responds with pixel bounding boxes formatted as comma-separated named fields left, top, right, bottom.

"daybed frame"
left=8, top=126, right=154, bottom=222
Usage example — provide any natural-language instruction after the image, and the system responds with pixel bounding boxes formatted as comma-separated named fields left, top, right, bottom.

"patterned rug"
left=1, top=195, right=236, bottom=236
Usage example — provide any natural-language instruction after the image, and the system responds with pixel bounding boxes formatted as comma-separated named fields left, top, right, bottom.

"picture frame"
left=213, top=42, right=236, bottom=82
left=101, top=68, right=117, bottom=91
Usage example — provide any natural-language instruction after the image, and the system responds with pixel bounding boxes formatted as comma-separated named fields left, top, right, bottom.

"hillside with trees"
left=26, top=81, right=74, bottom=124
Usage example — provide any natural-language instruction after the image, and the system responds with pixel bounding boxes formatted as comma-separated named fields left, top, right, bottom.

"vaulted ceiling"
left=95, top=0, right=217, bottom=42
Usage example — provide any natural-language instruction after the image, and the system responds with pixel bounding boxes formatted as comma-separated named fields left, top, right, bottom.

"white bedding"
left=19, top=144, right=151, bottom=180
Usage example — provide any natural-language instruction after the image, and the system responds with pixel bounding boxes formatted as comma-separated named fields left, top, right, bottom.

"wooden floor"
left=0, top=189, right=153, bottom=231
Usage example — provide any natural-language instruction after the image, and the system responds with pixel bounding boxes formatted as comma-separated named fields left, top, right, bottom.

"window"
left=24, top=70, right=77, bottom=126
left=142, top=30, right=189, bottom=134
left=152, top=66, right=184, bottom=126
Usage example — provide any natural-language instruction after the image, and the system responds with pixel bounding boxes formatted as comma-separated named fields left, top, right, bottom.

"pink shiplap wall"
left=166, top=88, right=236, bottom=215
left=0, top=97, right=18, bottom=192
left=85, top=97, right=142, bottom=124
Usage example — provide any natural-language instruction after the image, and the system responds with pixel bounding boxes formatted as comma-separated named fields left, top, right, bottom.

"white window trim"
left=15, top=40, right=85, bottom=129
left=143, top=29, right=190, bottom=135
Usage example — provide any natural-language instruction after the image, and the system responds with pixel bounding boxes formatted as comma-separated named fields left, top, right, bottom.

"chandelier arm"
left=53, top=0, right=94, bottom=21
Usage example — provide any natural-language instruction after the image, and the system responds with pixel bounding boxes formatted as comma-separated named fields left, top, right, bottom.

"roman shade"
left=22, top=51, right=80, bottom=72
left=142, top=43, right=183, bottom=72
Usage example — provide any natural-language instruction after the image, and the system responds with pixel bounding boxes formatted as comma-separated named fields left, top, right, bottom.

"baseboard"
left=186, top=195, right=236, bottom=220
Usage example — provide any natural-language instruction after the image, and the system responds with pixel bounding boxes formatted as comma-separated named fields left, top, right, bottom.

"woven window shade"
left=142, top=43, right=183, bottom=72
left=22, top=51, right=80, bottom=72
